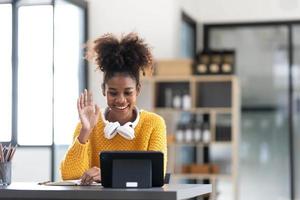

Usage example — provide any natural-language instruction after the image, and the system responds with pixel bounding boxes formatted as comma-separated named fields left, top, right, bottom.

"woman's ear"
left=136, top=83, right=141, bottom=96
left=101, top=83, right=106, bottom=96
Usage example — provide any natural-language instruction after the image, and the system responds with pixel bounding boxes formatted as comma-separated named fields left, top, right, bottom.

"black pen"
left=38, top=181, right=51, bottom=185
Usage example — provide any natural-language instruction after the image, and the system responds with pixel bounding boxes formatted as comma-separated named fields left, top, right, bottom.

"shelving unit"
left=138, top=74, right=240, bottom=200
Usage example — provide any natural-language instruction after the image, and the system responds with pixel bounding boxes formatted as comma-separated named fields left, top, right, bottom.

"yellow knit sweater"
left=60, top=110, right=167, bottom=180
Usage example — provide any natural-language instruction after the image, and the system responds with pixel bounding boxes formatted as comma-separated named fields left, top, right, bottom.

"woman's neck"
left=106, top=108, right=136, bottom=125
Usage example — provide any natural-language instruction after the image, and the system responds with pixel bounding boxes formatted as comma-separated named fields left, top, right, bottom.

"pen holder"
left=0, top=162, right=11, bottom=185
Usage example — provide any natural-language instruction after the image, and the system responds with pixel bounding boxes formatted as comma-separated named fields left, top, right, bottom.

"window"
left=0, top=0, right=87, bottom=182
left=18, top=5, right=54, bottom=145
left=54, top=2, right=86, bottom=145
left=16, top=1, right=87, bottom=146
left=0, top=4, right=12, bottom=142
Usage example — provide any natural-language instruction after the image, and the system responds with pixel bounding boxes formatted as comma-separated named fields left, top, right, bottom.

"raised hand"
left=77, top=89, right=100, bottom=143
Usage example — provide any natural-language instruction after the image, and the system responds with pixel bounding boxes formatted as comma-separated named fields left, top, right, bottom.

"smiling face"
left=103, top=72, right=140, bottom=123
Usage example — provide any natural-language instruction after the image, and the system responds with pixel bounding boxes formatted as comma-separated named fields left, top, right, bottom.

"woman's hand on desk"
left=80, top=166, right=101, bottom=185
left=77, top=89, right=100, bottom=144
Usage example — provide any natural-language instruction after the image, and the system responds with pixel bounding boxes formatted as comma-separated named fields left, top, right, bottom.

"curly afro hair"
left=86, top=32, right=153, bottom=86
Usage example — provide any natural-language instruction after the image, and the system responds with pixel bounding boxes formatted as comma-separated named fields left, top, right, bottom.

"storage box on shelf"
left=154, top=59, right=192, bottom=76
left=138, top=59, right=239, bottom=200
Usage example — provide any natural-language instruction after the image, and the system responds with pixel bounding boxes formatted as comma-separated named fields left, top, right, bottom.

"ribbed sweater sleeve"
left=60, top=123, right=91, bottom=180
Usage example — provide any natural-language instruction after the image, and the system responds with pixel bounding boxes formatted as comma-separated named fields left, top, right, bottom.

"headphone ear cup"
left=104, top=122, right=120, bottom=139
left=102, top=107, right=140, bottom=140
left=117, top=122, right=135, bottom=140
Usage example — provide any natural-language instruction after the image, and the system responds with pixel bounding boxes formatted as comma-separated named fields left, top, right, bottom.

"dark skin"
left=78, top=72, right=140, bottom=185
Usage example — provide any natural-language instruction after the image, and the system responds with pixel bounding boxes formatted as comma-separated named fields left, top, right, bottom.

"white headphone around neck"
left=101, top=107, right=140, bottom=140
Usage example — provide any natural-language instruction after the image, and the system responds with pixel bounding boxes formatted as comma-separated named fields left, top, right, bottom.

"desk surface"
left=0, top=182, right=211, bottom=200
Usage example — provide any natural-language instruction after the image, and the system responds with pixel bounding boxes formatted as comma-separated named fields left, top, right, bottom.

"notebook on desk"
left=38, top=180, right=101, bottom=186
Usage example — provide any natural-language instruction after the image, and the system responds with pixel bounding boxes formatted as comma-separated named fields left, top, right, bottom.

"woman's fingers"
left=80, top=173, right=88, bottom=185
left=81, top=175, right=96, bottom=185
left=80, top=93, right=84, bottom=109
left=87, top=91, right=93, bottom=106
left=77, top=97, right=81, bottom=111
left=80, top=89, right=93, bottom=107
left=93, top=173, right=101, bottom=183
left=84, top=89, right=88, bottom=106
left=80, top=172, right=92, bottom=185
left=83, top=175, right=93, bottom=185
left=80, top=167, right=100, bottom=185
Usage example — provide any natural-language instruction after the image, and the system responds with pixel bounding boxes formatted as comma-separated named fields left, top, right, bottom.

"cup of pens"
left=0, top=143, right=17, bottom=186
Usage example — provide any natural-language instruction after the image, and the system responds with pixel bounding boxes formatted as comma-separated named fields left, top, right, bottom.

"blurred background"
left=1, top=0, right=300, bottom=199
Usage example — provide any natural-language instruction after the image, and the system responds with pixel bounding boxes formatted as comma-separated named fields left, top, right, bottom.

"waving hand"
left=77, top=89, right=100, bottom=143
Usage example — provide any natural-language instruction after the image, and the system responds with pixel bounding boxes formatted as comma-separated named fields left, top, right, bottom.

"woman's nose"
left=115, top=94, right=126, bottom=104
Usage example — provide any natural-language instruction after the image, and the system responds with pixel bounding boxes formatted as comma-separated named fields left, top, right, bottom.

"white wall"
left=87, top=0, right=183, bottom=107
left=12, top=147, right=51, bottom=182
left=185, top=0, right=300, bottom=23
left=87, top=0, right=182, bottom=59
left=86, top=0, right=300, bottom=110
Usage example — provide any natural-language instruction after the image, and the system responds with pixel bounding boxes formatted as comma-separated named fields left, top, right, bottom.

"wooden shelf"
left=172, top=173, right=232, bottom=180
left=169, top=141, right=232, bottom=147
left=154, top=108, right=193, bottom=112
left=139, top=70, right=240, bottom=200
left=154, top=107, right=232, bottom=114
left=153, top=76, right=191, bottom=82
left=142, top=75, right=236, bottom=82
left=193, top=75, right=236, bottom=82
left=194, top=107, right=232, bottom=113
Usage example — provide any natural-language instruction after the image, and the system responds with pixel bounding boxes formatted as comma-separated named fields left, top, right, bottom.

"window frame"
left=181, top=11, right=197, bottom=59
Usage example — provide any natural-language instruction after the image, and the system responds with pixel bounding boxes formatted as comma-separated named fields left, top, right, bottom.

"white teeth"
left=115, top=106, right=127, bottom=110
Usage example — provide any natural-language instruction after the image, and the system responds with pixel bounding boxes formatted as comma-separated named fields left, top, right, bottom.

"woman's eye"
left=124, top=91, right=133, bottom=96
left=109, top=92, right=117, bottom=96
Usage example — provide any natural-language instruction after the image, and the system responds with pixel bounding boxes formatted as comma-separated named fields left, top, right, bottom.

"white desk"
left=0, top=182, right=212, bottom=200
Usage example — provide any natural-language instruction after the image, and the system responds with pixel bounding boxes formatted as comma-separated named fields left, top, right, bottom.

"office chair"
left=164, top=173, right=171, bottom=184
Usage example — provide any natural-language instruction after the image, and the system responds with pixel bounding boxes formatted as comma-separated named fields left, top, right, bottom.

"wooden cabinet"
left=138, top=74, right=240, bottom=200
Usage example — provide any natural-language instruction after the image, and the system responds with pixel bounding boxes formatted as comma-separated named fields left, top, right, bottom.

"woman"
left=60, top=33, right=167, bottom=185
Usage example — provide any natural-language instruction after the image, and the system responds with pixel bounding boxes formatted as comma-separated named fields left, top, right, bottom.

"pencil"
left=0, top=143, right=4, bottom=162
left=8, top=146, right=17, bottom=162
left=5, top=144, right=12, bottom=162
left=38, top=181, right=51, bottom=185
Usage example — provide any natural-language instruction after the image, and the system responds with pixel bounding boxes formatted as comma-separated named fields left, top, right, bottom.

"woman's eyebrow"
left=108, top=87, right=134, bottom=90
left=124, top=87, right=134, bottom=90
